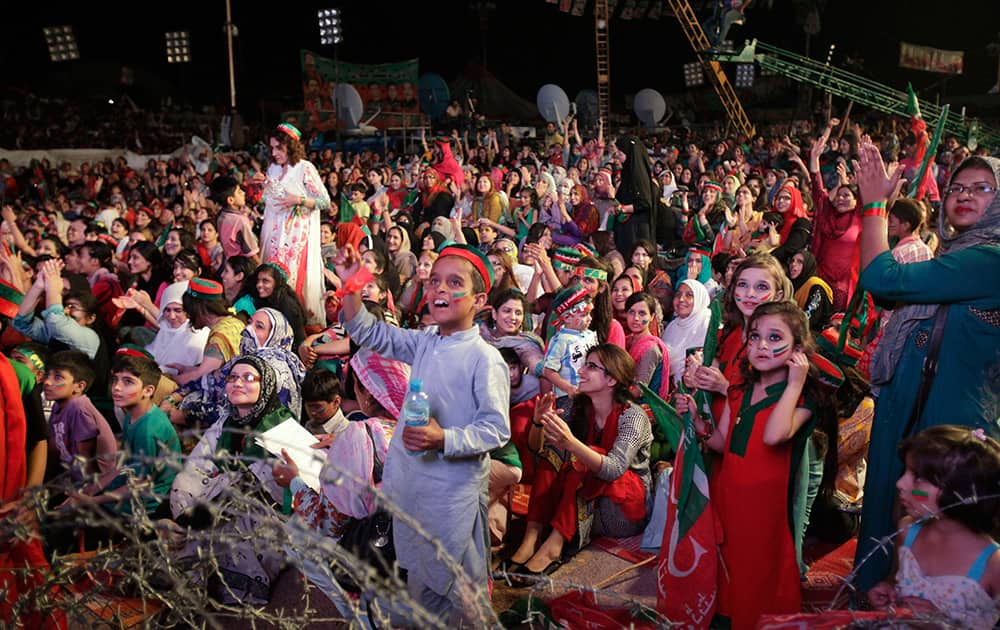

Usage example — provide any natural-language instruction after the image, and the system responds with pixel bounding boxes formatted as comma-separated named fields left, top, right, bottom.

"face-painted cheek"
left=758, top=292, right=772, bottom=303
left=450, top=291, right=468, bottom=299
left=770, top=344, right=789, bottom=359
left=911, top=489, right=929, bottom=501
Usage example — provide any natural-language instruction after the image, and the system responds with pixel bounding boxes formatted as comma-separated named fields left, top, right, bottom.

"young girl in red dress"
left=692, top=301, right=820, bottom=629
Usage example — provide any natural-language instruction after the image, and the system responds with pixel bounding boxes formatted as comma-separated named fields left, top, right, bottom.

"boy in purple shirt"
left=42, top=350, right=117, bottom=494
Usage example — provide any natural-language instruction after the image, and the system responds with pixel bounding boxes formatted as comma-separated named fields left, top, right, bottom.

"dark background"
left=3, top=1, right=997, bottom=118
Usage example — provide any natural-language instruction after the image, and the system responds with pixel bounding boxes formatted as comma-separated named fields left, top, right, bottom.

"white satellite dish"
left=333, top=84, right=364, bottom=129
left=536, top=84, right=570, bottom=124
left=633, top=88, right=667, bottom=128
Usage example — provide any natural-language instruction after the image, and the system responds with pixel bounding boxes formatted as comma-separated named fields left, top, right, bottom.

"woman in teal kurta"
left=852, top=150, right=1000, bottom=592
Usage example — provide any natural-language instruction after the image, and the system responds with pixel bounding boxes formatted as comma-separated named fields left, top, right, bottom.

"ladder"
left=710, top=39, right=1000, bottom=147
left=665, top=0, right=755, bottom=138
left=595, top=0, right=611, bottom=127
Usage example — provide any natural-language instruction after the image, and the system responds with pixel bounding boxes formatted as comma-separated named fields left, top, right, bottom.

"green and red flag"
left=655, top=397, right=719, bottom=629
left=904, top=84, right=948, bottom=201
left=655, top=297, right=722, bottom=628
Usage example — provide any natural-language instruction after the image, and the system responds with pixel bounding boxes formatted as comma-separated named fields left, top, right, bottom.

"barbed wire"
left=3, top=426, right=997, bottom=629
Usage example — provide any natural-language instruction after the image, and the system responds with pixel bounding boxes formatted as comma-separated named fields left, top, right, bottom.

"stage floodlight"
left=318, top=8, right=342, bottom=45
left=683, top=62, right=704, bottom=87
left=734, top=63, right=755, bottom=88
left=44, top=25, right=80, bottom=62
left=165, top=31, right=191, bottom=63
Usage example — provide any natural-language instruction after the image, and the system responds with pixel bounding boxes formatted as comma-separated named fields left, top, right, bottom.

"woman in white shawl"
left=146, top=281, right=209, bottom=376
left=661, top=279, right=712, bottom=384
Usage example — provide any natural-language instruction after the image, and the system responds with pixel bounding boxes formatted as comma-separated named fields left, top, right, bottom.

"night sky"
left=3, top=1, right=997, bottom=118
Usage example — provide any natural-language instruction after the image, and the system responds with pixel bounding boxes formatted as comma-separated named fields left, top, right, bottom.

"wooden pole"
left=593, top=554, right=657, bottom=589
left=838, top=101, right=854, bottom=140
left=225, top=0, right=236, bottom=109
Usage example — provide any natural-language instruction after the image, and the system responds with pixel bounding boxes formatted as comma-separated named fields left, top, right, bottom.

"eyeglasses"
left=225, top=372, right=261, bottom=385
left=944, top=182, right=996, bottom=196
left=583, top=361, right=609, bottom=374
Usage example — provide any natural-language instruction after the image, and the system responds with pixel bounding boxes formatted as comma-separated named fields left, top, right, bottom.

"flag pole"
left=907, top=103, right=949, bottom=199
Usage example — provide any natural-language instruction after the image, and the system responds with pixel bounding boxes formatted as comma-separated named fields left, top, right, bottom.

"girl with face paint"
left=624, top=292, right=670, bottom=401
left=689, top=301, right=819, bottom=629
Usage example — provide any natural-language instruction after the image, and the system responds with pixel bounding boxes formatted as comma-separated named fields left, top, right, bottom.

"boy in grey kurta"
left=340, top=244, right=510, bottom=625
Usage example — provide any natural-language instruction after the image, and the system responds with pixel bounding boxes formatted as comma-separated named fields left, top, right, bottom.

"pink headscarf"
left=349, top=347, right=411, bottom=419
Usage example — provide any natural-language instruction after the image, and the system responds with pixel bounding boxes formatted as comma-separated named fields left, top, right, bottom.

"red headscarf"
left=433, top=138, right=465, bottom=188
left=419, top=168, right=449, bottom=208
left=571, top=184, right=600, bottom=237
left=775, top=183, right=808, bottom=244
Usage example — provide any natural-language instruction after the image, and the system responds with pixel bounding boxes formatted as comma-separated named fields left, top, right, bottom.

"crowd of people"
left=0, top=104, right=998, bottom=629
left=0, top=92, right=229, bottom=152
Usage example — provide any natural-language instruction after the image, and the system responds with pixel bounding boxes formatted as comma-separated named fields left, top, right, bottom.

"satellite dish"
left=334, top=84, right=364, bottom=129
left=418, top=73, right=450, bottom=119
left=633, top=88, right=667, bottom=128
left=574, top=89, right=599, bottom=127
left=536, top=84, right=570, bottom=124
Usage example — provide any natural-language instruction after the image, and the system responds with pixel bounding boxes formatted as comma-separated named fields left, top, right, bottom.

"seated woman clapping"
left=504, top=343, right=652, bottom=586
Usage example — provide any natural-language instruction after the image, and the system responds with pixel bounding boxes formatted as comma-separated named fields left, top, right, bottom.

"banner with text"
left=899, top=42, right=963, bottom=75
left=300, top=50, right=420, bottom=131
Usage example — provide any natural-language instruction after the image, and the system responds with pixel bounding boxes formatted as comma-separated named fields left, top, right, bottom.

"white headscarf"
left=662, top=279, right=712, bottom=384
left=146, top=281, right=210, bottom=375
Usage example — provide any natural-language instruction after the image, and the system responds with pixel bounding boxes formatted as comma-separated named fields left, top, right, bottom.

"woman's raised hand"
left=853, top=137, right=903, bottom=205
left=533, top=391, right=556, bottom=426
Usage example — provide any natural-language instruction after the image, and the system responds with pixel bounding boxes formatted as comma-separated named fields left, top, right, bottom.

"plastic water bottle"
left=402, top=379, right=430, bottom=456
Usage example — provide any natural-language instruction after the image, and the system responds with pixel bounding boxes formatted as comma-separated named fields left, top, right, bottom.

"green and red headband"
left=574, top=242, right=598, bottom=258
left=689, top=248, right=711, bottom=259
left=186, top=277, right=225, bottom=300
left=553, top=247, right=583, bottom=271
left=551, top=285, right=592, bottom=319
left=575, top=266, right=608, bottom=282
left=0, top=279, right=24, bottom=319
left=116, top=344, right=155, bottom=361
left=703, top=181, right=723, bottom=194
left=277, top=123, right=301, bottom=142
left=262, top=260, right=291, bottom=283
left=811, top=351, right=845, bottom=389
left=439, top=244, right=494, bottom=293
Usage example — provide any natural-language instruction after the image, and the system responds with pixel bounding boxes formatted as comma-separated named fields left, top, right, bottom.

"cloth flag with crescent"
left=655, top=407, right=719, bottom=628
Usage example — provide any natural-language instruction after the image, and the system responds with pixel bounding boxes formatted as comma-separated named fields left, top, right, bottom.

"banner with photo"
left=899, top=42, right=963, bottom=75
left=300, top=50, right=421, bottom=131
